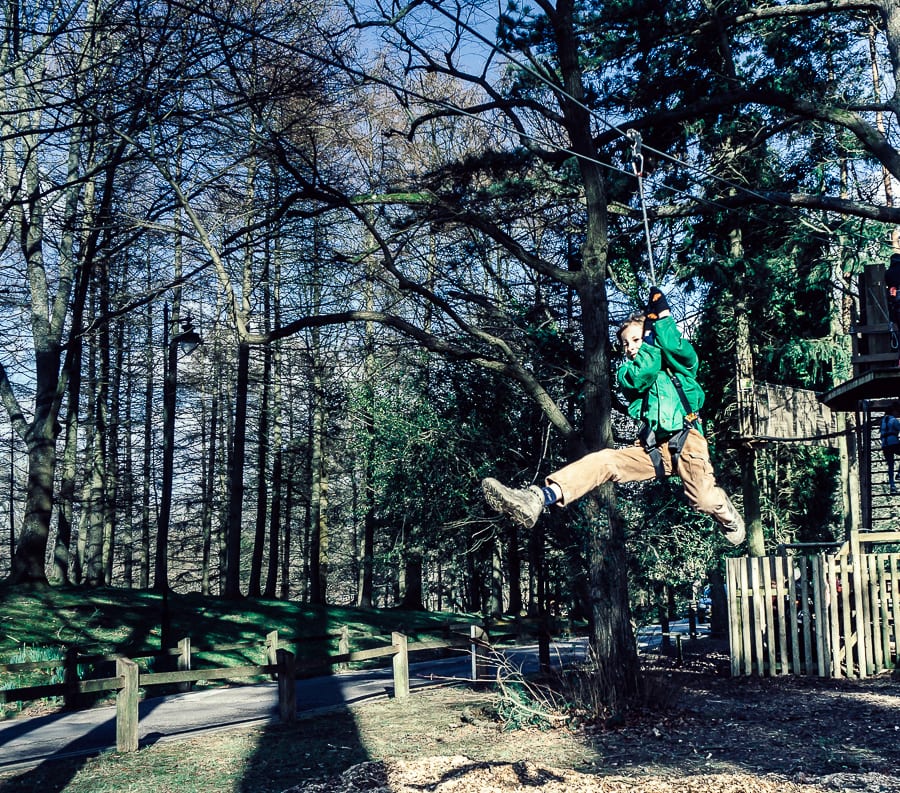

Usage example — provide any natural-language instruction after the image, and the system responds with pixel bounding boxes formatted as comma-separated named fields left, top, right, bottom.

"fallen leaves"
left=282, top=755, right=900, bottom=793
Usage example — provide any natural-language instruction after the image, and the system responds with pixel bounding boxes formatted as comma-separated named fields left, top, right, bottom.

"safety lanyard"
left=626, top=129, right=657, bottom=287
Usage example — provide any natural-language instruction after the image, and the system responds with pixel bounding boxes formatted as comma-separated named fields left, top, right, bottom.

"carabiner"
left=625, top=129, right=644, bottom=176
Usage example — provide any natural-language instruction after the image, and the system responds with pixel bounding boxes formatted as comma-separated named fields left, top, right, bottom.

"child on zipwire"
left=482, top=287, right=745, bottom=545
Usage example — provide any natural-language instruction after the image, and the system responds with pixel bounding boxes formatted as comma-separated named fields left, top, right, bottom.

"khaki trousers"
left=546, top=429, right=735, bottom=527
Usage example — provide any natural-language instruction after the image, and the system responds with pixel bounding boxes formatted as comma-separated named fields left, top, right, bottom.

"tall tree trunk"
left=554, top=0, right=640, bottom=704
left=265, top=445, right=282, bottom=599
left=280, top=456, right=294, bottom=600
left=401, top=553, right=425, bottom=610
left=8, top=431, right=16, bottom=572
left=201, top=385, right=218, bottom=596
left=84, top=293, right=107, bottom=586
left=74, top=418, right=95, bottom=585
left=464, top=530, right=480, bottom=612
left=140, top=296, right=154, bottom=590
left=224, top=341, right=251, bottom=598
left=217, top=318, right=233, bottom=594
left=104, top=303, right=124, bottom=585
left=122, top=344, right=135, bottom=589
left=53, top=344, right=82, bottom=585
left=154, top=303, right=180, bottom=592
left=357, top=253, right=377, bottom=608
left=527, top=519, right=543, bottom=616
left=731, top=229, right=764, bottom=557
left=506, top=523, right=522, bottom=615
left=301, top=472, right=312, bottom=603
left=489, top=536, right=503, bottom=618
left=308, top=364, right=328, bottom=605
left=12, top=425, right=59, bottom=585
left=248, top=344, right=271, bottom=598
left=265, top=235, right=284, bottom=600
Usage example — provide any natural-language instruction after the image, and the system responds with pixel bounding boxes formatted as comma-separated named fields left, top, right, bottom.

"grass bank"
left=0, top=585, right=592, bottom=793
left=0, top=583, right=472, bottom=660
left=0, top=583, right=477, bottom=714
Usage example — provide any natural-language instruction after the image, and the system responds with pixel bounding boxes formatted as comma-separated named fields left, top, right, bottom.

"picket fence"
left=726, top=552, right=900, bottom=678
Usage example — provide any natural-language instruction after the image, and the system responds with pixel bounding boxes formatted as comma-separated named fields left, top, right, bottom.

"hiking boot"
left=719, top=496, right=746, bottom=546
left=482, top=478, right=544, bottom=528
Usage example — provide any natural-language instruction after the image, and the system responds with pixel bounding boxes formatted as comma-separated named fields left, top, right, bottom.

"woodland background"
left=1, top=0, right=895, bottom=696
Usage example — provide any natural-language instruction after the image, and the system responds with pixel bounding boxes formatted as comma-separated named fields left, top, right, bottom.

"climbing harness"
left=626, top=129, right=657, bottom=287
left=638, top=369, right=703, bottom=481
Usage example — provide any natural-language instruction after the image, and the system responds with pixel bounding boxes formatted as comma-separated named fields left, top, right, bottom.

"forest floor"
left=3, top=634, right=900, bottom=792
left=284, top=638, right=900, bottom=793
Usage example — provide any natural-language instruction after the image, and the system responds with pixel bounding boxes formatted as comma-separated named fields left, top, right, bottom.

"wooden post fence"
left=0, top=622, right=502, bottom=754
left=64, top=646, right=79, bottom=710
left=116, top=658, right=139, bottom=753
left=265, top=630, right=279, bottom=680
left=337, top=625, right=350, bottom=671
left=391, top=632, right=409, bottom=699
left=470, top=624, right=489, bottom=680
left=276, top=648, right=296, bottom=722
left=177, top=637, right=192, bottom=693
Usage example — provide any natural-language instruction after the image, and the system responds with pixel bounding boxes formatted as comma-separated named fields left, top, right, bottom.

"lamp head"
left=175, top=317, right=202, bottom=356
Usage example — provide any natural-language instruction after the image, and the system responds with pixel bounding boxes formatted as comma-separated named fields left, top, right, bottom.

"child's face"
left=621, top=322, right=644, bottom=360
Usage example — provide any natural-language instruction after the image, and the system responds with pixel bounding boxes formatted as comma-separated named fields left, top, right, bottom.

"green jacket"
left=617, top=315, right=705, bottom=439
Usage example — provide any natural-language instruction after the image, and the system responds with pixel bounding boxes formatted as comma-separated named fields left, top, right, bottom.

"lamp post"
left=154, top=302, right=202, bottom=592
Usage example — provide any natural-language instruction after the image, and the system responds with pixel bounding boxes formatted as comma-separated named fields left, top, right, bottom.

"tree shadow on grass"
left=0, top=600, right=480, bottom=792
left=236, top=708, right=374, bottom=793
left=0, top=695, right=175, bottom=793
left=235, top=664, right=419, bottom=793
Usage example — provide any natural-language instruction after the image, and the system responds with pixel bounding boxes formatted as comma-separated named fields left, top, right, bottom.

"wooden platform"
left=821, top=262, right=900, bottom=410
left=821, top=368, right=900, bottom=411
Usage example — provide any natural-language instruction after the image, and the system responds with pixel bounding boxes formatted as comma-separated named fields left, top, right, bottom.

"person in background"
left=880, top=404, right=900, bottom=495
left=482, top=287, right=745, bottom=546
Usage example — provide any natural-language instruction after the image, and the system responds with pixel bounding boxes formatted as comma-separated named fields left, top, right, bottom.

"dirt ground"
left=284, top=639, right=900, bottom=793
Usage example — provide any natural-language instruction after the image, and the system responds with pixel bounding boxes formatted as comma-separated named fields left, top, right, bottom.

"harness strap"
left=638, top=421, right=666, bottom=480
left=667, top=427, right=692, bottom=474
left=667, top=370, right=701, bottom=429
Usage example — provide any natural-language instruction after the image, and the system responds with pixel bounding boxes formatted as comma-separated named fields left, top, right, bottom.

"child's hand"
left=646, top=287, right=670, bottom=320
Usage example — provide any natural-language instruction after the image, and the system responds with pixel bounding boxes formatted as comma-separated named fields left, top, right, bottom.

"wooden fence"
left=726, top=552, right=900, bottom=678
left=0, top=619, right=554, bottom=754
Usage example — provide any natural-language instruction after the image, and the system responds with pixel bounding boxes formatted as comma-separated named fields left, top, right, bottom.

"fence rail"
left=727, top=552, right=900, bottom=678
left=0, top=619, right=563, bottom=754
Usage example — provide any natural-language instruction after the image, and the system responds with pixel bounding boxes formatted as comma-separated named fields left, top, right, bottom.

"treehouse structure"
left=821, top=262, right=900, bottom=546
left=727, top=262, right=900, bottom=679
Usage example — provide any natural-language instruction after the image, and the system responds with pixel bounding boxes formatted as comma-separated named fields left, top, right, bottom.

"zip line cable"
left=165, top=0, right=890, bottom=263
left=421, top=0, right=896, bottom=256
left=423, top=0, right=795, bottom=210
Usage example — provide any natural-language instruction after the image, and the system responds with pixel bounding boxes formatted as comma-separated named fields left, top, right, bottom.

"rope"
left=626, top=129, right=657, bottom=287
